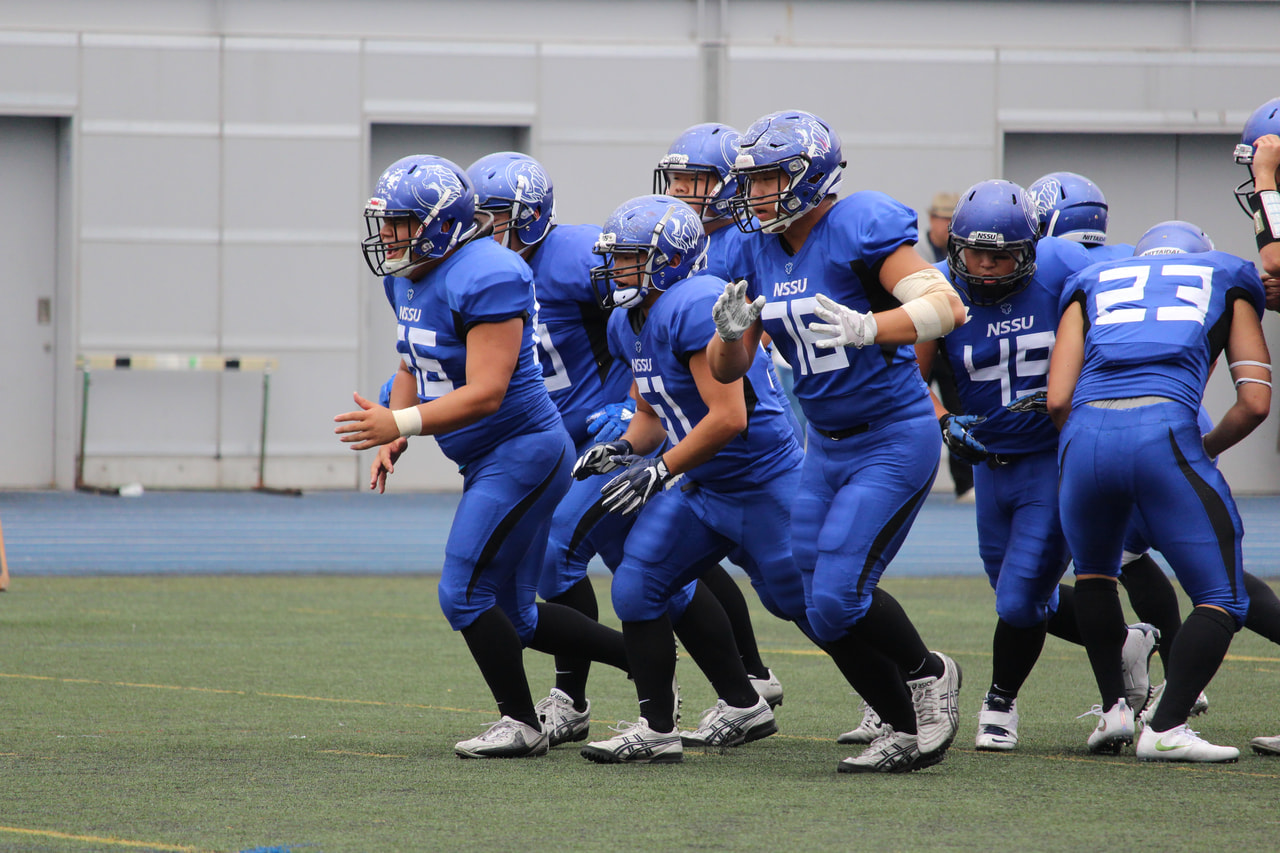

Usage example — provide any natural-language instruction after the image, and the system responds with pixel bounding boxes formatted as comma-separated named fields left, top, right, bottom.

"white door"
left=362, top=124, right=529, bottom=491
left=0, top=117, right=59, bottom=487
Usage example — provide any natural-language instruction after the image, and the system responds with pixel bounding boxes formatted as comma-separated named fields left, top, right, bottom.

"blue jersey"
left=1086, top=243, right=1134, bottom=263
left=384, top=237, right=562, bottom=465
left=526, top=224, right=632, bottom=437
left=737, top=192, right=934, bottom=431
left=938, top=237, right=1095, bottom=454
left=704, top=223, right=754, bottom=282
left=607, top=273, right=802, bottom=490
left=1061, top=250, right=1266, bottom=411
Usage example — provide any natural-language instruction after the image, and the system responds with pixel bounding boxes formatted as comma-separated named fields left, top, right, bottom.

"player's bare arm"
left=661, top=350, right=748, bottom=476
left=335, top=317, right=522, bottom=451
left=1204, top=299, right=1271, bottom=458
left=1046, top=302, right=1085, bottom=431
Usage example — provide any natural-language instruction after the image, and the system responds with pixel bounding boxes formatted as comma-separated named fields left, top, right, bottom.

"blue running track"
left=1, top=490, right=1277, bottom=578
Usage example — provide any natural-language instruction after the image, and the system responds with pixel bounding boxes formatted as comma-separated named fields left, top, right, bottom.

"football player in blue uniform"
left=468, top=153, right=780, bottom=745
left=574, top=195, right=804, bottom=764
left=1048, top=220, right=1270, bottom=762
left=914, top=179, right=1115, bottom=751
left=335, top=155, right=631, bottom=759
left=1028, top=171, right=1134, bottom=262
left=1233, top=97, right=1280, bottom=291
left=657, top=122, right=808, bottom=437
left=1026, top=171, right=1188, bottom=699
left=707, top=109, right=967, bottom=772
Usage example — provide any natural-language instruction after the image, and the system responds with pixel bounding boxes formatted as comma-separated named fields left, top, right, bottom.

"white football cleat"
left=455, top=716, right=548, bottom=759
left=838, top=699, right=888, bottom=745
left=535, top=688, right=591, bottom=747
left=750, top=669, right=784, bottom=708
left=580, top=718, right=683, bottom=764
left=837, top=730, right=944, bottom=774
left=681, top=696, right=777, bottom=748
left=1079, top=699, right=1134, bottom=754
left=1139, top=681, right=1209, bottom=727
left=1121, top=622, right=1160, bottom=715
left=975, top=693, right=1019, bottom=752
left=907, top=651, right=962, bottom=755
left=1250, top=734, right=1280, bottom=756
left=1137, top=723, right=1238, bottom=763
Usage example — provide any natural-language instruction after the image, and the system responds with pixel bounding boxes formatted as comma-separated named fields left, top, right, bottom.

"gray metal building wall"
left=1, top=0, right=1277, bottom=492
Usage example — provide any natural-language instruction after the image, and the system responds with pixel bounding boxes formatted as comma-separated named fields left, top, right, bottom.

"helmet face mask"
left=467, top=152, right=555, bottom=250
left=362, top=155, right=477, bottom=277
left=1233, top=97, right=1280, bottom=216
left=1028, top=171, right=1109, bottom=245
left=590, top=195, right=708, bottom=309
left=729, top=110, right=844, bottom=234
left=1134, top=220, right=1214, bottom=256
left=947, top=179, right=1040, bottom=306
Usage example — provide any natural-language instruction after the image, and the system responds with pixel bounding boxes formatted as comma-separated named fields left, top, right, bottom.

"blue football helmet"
left=947, top=179, right=1041, bottom=306
left=590, top=195, right=708, bottom=309
left=1134, top=220, right=1214, bottom=256
left=653, top=123, right=741, bottom=223
left=1028, top=171, right=1109, bottom=245
left=467, top=152, right=556, bottom=249
left=362, top=155, right=478, bottom=276
left=729, top=110, right=844, bottom=234
left=1234, top=97, right=1280, bottom=215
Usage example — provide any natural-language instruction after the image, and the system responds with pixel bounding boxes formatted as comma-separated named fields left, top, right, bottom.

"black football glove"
left=940, top=413, right=989, bottom=464
left=572, top=439, right=634, bottom=480
left=600, top=455, right=673, bottom=515
left=1007, top=390, right=1049, bottom=415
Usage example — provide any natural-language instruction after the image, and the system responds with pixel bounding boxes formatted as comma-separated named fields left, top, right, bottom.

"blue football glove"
left=940, top=413, right=989, bottom=464
left=600, top=455, right=673, bottom=516
left=586, top=399, right=636, bottom=444
left=378, top=374, right=396, bottom=408
left=1007, top=390, right=1049, bottom=414
left=572, top=439, right=634, bottom=480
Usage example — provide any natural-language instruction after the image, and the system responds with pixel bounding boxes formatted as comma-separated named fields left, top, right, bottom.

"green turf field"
left=3, top=574, right=1279, bottom=852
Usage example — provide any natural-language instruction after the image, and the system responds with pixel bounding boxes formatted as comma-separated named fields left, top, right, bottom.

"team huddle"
left=332, top=98, right=1280, bottom=773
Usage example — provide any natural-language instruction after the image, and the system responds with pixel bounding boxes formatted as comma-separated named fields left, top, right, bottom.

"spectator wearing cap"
left=922, top=192, right=959, bottom=262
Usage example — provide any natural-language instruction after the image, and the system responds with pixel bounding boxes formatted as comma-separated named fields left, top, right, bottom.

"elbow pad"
left=894, top=268, right=964, bottom=342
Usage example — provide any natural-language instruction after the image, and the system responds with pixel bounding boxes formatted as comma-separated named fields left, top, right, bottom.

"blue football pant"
left=437, top=428, right=573, bottom=643
left=793, top=414, right=939, bottom=644
left=974, top=449, right=1067, bottom=628
left=1059, top=402, right=1248, bottom=625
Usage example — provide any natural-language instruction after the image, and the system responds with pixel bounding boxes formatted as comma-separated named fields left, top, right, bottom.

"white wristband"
left=392, top=405, right=423, bottom=438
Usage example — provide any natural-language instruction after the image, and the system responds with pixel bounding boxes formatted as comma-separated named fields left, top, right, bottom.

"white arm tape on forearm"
left=894, top=268, right=960, bottom=342
left=393, top=405, right=423, bottom=438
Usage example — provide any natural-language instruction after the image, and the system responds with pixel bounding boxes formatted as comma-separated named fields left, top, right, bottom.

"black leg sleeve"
left=1074, top=577, right=1127, bottom=710
left=672, top=581, right=758, bottom=709
left=698, top=564, right=769, bottom=679
left=1244, top=572, right=1280, bottom=645
left=1148, top=606, right=1237, bottom=733
left=460, top=606, right=537, bottom=729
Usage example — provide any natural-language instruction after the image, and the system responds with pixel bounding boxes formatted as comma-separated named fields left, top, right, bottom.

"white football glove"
left=808, top=293, right=878, bottom=349
left=713, top=280, right=765, bottom=342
